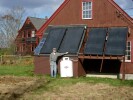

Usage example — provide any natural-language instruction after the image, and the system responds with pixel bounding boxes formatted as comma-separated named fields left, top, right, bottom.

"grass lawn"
left=0, top=63, right=133, bottom=87
left=35, top=75, right=133, bottom=93
left=21, top=76, right=133, bottom=99
left=0, top=65, right=34, bottom=76
left=0, top=56, right=34, bottom=76
left=0, top=62, right=133, bottom=99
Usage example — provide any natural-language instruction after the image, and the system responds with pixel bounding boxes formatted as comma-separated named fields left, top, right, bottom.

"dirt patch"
left=0, top=76, right=133, bottom=100
left=0, top=76, right=46, bottom=100
left=21, top=82, right=133, bottom=100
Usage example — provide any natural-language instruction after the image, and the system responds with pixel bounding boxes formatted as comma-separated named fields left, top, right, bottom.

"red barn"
left=15, top=17, right=47, bottom=55
left=34, top=0, right=133, bottom=80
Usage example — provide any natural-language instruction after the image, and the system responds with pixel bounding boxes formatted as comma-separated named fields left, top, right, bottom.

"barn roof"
left=37, top=0, right=133, bottom=35
left=37, top=0, right=70, bottom=35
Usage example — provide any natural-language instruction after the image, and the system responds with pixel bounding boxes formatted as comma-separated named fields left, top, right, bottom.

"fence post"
left=0, top=55, right=2, bottom=64
left=19, top=54, right=22, bottom=63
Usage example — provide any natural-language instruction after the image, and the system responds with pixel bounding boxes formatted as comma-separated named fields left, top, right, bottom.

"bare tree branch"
left=0, top=6, right=25, bottom=48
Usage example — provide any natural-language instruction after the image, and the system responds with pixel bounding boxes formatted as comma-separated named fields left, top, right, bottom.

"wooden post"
left=122, top=56, right=125, bottom=81
left=0, top=55, right=2, bottom=64
left=100, top=58, right=104, bottom=72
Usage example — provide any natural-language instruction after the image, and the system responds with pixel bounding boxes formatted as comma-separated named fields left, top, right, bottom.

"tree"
left=0, top=6, right=25, bottom=48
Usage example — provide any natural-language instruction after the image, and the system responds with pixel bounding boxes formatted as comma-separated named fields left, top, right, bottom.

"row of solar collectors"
left=84, top=27, right=128, bottom=56
left=34, top=26, right=128, bottom=56
left=34, top=26, right=85, bottom=55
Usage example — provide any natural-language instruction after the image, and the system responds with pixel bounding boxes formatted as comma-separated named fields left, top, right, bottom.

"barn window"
left=82, top=0, right=92, bottom=19
left=125, top=41, right=131, bottom=62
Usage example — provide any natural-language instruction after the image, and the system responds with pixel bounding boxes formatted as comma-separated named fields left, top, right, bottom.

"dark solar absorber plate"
left=105, top=27, right=128, bottom=56
left=34, top=27, right=52, bottom=55
left=84, top=28, right=107, bottom=55
left=42, top=26, right=52, bottom=38
left=40, top=27, right=66, bottom=54
left=58, top=27, right=85, bottom=54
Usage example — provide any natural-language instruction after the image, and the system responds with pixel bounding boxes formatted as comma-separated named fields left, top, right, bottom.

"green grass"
left=0, top=65, right=34, bottom=76
left=33, top=75, right=133, bottom=94
left=0, top=64, right=132, bottom=88
left=0, top=63, right=133, bottom=94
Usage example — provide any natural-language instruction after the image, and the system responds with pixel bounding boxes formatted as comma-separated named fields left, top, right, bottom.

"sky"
left=115, top=0, right=133, bottom=17
left=0, top=0, right=133, bottom=19
left=0, top=0, right=64, bottom=18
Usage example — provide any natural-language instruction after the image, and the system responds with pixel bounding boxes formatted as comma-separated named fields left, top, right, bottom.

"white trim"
left=82, top=18, right=92, bottom=19
left=119, top=74, right=133, bottom=80
left=82, top=1, right=92, bottom=19
left=125, top=41, right=131, bottom=62
left=125, top=60, right=131, bottom=62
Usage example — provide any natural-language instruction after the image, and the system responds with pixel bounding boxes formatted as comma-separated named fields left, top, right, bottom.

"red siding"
left=131, top=39, right=133, bottom=63
left=35, top=0, right=133, bottom=76
left=37, top=0, right=133, bottom=36
left=15, top=18, right=38, bottom=55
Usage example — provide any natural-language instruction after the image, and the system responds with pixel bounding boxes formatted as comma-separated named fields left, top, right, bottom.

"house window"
left=82, top=1, right=92, bottom=19
left=28, top=31, right=31, bottom=37
left=23, top=31, right=26, bottom=37
left=125, top=41, right=131, bottom=62
left=31, top=31, right=35, bottom=37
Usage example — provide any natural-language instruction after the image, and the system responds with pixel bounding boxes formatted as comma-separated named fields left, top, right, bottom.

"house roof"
left=29, top=17, right=47, bottom=30
left=37, top=0, right=133, bottom=36
left=15, top=17, right=47, bottom=42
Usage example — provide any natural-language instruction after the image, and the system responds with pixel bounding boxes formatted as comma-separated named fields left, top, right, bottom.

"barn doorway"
left=83, top=59, right=121, bottom=74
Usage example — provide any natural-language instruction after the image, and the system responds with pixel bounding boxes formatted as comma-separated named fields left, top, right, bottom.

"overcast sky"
left=0, top=0, right=133, bottom=19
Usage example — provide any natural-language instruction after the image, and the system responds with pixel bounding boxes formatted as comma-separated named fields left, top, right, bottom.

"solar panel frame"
left=40, top=27, right=66, bottom=54
left=34, top=38, right=46, bottom=55
left=84, top=28, right=107, bottom=55
left=58, top=27, right=85, bottom=54
left=34, top=26, right=52, bottom=55
left=105, top=27, right=128, bottom=56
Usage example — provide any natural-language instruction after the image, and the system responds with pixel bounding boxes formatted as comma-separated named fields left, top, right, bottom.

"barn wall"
left=48, top=0, right=133, bottom=74
left=35, top=0, right=133, bottom=76
left=34, top=56, right=50, bottom=74
left=120, top=63, right=133, bottom=74
left=34, top=56, right=85, bottom=77
left=49, top=0, right=130, bottom=27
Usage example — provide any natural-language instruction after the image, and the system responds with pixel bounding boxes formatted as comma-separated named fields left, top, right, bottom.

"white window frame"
left=82, top=1, right=92, bottom=19
left=125, top=41, right=131, bottom=62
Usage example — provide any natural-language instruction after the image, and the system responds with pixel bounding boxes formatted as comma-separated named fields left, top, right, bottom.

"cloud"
left=0, top=0, right=133, bottom=18
left=0, top=0, right=64, bottom=9
left=0, top=0, right=64, bottom=18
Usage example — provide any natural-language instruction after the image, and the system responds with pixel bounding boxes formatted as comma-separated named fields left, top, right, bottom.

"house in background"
left=15, top=17, right=48, bottom=55
left=34, top=0, right=133, bottom=79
